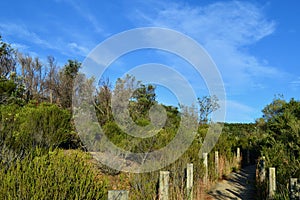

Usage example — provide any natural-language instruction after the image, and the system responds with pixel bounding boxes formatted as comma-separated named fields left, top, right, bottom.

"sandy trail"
left=207, top=165, right=257, bottom=200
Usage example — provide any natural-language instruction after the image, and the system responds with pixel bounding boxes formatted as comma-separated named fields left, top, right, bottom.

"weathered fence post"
left=203, top=153, right=208, bottom=184
left=259, top=156, right=266, bottom=183
left=159, top=171, right=169, bottom=200
left=237, top=147, right=241, bottom=165
left=186, top=163, right=193, bottom=200
left=108, top=190, right=129, bottom=200
left=215, top=151, right=219, bottom=178
left=290, top=178, right=299, bottom=200
left=269, top=167, right=276, bottom=199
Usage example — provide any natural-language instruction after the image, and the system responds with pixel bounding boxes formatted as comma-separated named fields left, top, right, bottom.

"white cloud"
left=130, top=1, right=280, bottom=93
left=63, top=0, right=106, bottom=35
left=11, top=43, right=29, bottom=51
left=124, top=0, right=287, bottom=122
left=135, top=1, right=275, bottom=45
left=290, top=77, right=300, bottom=90
left=0, top=23, right=53, bottom=49
left=68, top=42, right=89, bottom=56
left=1, top=22, right=92, bottom=59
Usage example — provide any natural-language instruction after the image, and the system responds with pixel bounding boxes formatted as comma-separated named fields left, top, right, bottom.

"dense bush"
left=0, top=149, right=108, bottom=200
left=0, top=102, right=81, bottom=167
left=14, top=103, right=68, bottom=148
left=1, top=102, right=80, bottom=152
left=255, top=97, right=300, bottom=199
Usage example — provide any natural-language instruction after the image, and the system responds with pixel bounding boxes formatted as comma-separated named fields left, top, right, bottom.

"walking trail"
left=206, top=165, right=257, bottom=200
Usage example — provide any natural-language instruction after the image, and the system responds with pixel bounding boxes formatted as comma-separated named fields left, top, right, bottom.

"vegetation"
left=255, top=96, right=300, bottom=199
left=0, top=35, right=108, bottom=199
left=0, top=35, right=299, bottom=199
left=0, top=149, right=107, bottom=200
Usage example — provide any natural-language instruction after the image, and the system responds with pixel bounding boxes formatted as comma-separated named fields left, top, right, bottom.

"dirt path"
left=206, top=165, right=257, bottom=200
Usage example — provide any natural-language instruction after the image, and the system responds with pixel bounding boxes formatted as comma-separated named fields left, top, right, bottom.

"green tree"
left=258, top=97, right=300, bottom=196
left=0, top=35, right=16, bottom=77
left=131, top=83, right=156, bottom=121
left=112, top=74, right=157, bottom=123
left=0, top=37, right=24, bottom=104
left=261, top=94, right=286, bottom=122
left=59, top=60, right=80, bottom=109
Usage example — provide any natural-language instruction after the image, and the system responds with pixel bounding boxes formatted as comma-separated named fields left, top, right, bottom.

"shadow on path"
left=207, top=165, right=257, bottom=200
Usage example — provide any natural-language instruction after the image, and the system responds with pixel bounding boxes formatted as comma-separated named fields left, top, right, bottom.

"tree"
left=197, top=95, right=220, bottom=124
left=131, top=84, right=156, bottom=120
left=95, top=78, right=112, bottom=125
left=261, top=94, right=286, bottom=122
left=113, top=74, right=139, bottom=121
left=0, top=35, right=16, bottom=77
left=59, top=60, right=80, bottom=109
left=45, top=56, right=60, bottom=104
left=0, top=37, right=23, bottom=104
left=0, top=75, right=24, bottom=105
left=17, top=53, right=46, bottom=102
left=258, top=97, right=300, bottom=189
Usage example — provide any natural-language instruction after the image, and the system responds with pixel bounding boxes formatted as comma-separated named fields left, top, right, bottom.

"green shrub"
left=0, top=104, right=23, bottom=165
left=0, top=149, right=108, bottom=200
left=0, top=102, right=80, bottom=154
left=14, top=103, right=73, bottom=149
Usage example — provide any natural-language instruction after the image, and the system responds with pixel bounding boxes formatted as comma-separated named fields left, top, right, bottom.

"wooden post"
left=159, top=171, right=169, bottom=200
left=108, top=190, right=128, bottom=200
left=186, top=163, right=193, bottom=200
left=290, top=178, right=299, bottom=200
left=203, top=153, right=208, bottom=184
left=237, top=147, right=241, bottom=164
left=215, top=151, right=219, bottom=178
left=269, top=167, right=276, bottom=199
left=259, top=156, right=266, bottom=183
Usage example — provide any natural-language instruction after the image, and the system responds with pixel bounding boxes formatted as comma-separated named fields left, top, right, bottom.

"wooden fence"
left=108, top=148, right=241, bottom=200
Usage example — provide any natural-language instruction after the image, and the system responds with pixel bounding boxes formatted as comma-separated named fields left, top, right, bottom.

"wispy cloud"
left=130, top=1, right=281, bottom=94
left=68, top=42, right=90, bottom=56
left=290, top=77, right=300, bottom=90
left=0, top=23, right=53, bottom=49
left=10, top=43, right=29, bottom=51
left=63, top=0, right=107, bottom=35
left=0, top=22, right=91, bottom=58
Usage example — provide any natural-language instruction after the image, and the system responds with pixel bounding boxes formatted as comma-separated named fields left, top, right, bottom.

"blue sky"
left=1, top=0, right=299, bottom=123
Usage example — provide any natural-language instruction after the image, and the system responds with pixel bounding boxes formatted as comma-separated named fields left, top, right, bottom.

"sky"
left=0, top=0, right=299, bottom=123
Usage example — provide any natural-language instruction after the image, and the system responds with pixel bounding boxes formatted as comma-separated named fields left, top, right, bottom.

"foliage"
left=130, top=83, right=156, bottom=120
left=0, top=149, right=108, bottom=200
left=15, top=103, right=73, bottom=149
left=0, top=103, right=80, bottom=165
left=4, top=34, right=299, bottom=199
left=0, top=35, right=16, bottom=77
left=1, top=36, right=81, bottom=106
left=255, top=96, right=300, bottom=198
left=59, top=60, right=81, bottom=109
left=0, top=37, right=24, bottom=104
